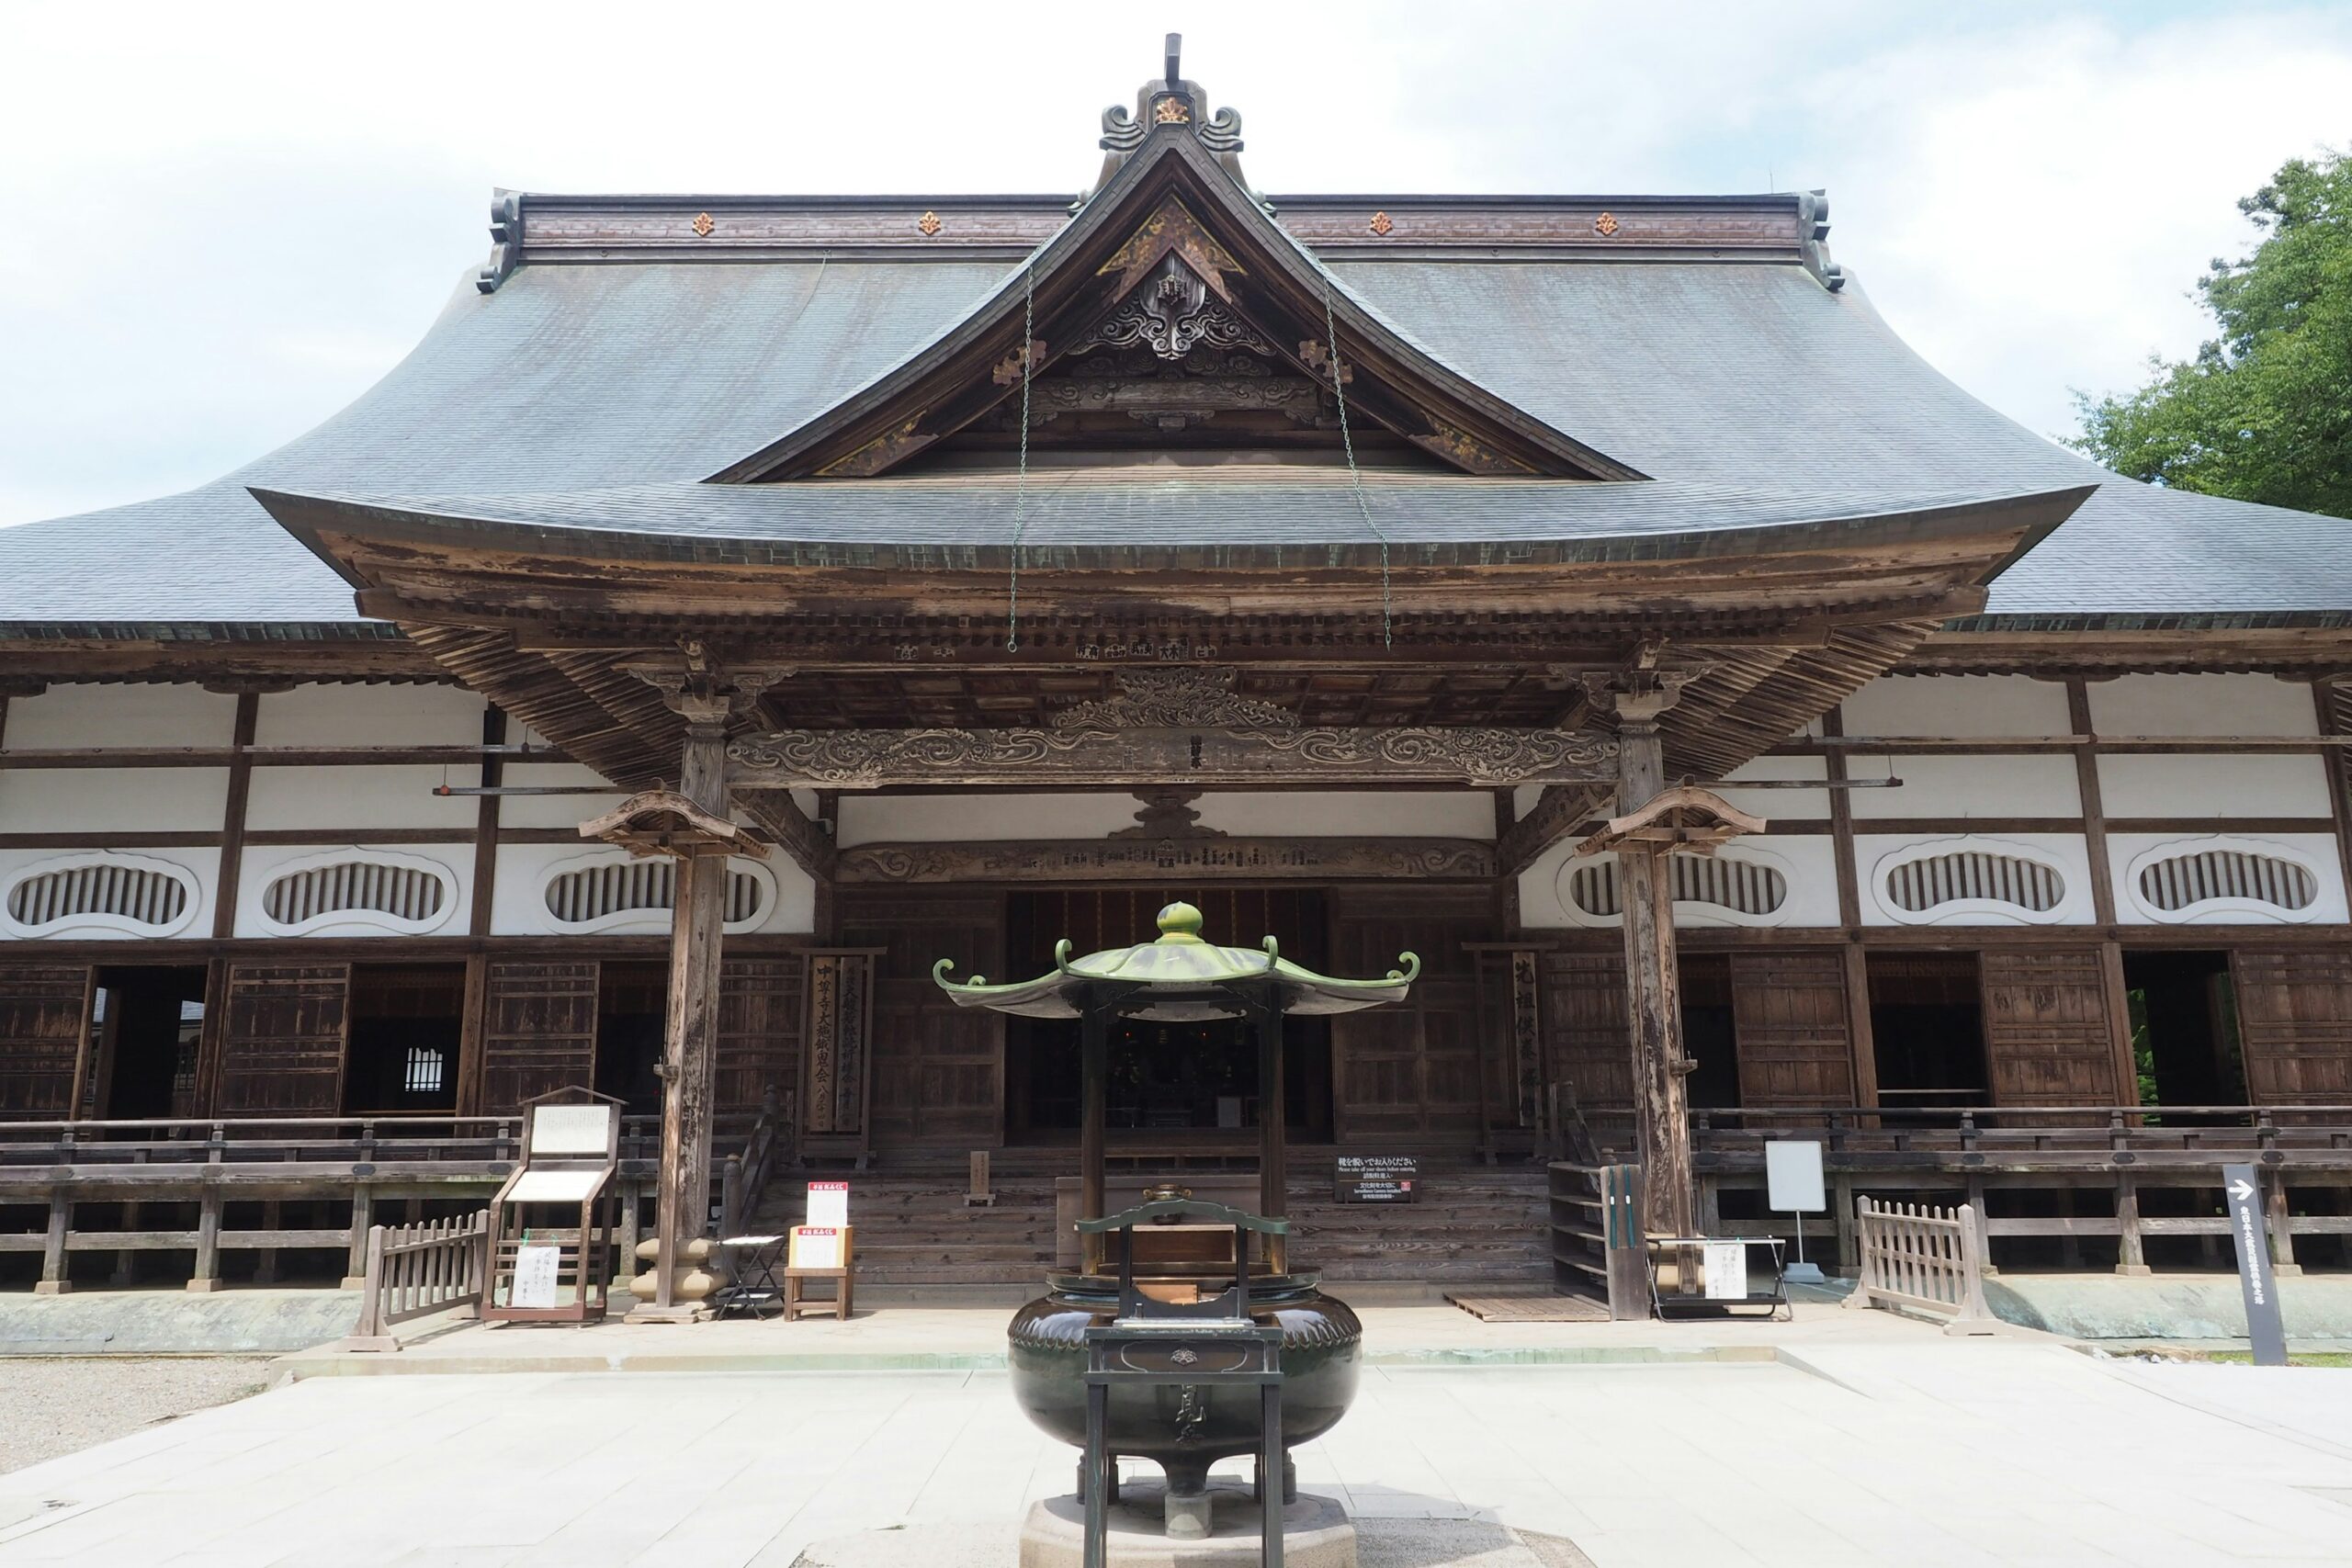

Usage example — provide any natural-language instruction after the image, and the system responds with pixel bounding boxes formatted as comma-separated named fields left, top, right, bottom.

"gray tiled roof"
left=275, top=475, right=2082, bottom=562
left=3, top=246, right=2346, bottom=630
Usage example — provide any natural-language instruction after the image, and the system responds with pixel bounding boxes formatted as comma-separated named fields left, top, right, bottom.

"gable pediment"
left=709, top=99, right=1643, bottom=483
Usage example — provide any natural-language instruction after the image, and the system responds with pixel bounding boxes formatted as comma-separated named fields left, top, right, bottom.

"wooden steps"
left=754, top=1157, right=1550, bottom=1288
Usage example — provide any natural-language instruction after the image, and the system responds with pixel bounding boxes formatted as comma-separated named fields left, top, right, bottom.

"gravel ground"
left=0, top=1358, right=273, bottom=1474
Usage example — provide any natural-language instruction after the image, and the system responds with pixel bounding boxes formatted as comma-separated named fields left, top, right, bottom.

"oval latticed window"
left=541, top=858, right=770, bottom=933
left=1883, top=849, right=2064, bottom=915
left=2, top=853, right=198, bottom=937
left=261, top=856, right=451, bottom=934
left=2135, top=844, right=2318, bottom=919
left=1566, top=854, right=1786, bottom=920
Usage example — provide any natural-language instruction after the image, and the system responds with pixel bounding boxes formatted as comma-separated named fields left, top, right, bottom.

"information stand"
left=484, top=1091, right=620, bottom=1325
left=1646, top=1235, right=1789, bottom=1321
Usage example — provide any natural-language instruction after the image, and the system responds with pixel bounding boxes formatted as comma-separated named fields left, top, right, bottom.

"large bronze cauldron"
left=1007, top=1269, right=1362, bottom=1495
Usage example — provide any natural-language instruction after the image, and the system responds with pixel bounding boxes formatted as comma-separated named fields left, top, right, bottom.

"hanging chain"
left=1323, top=291, right=1394, bottom=649
left=1006, top=261, right=1037, bottom=652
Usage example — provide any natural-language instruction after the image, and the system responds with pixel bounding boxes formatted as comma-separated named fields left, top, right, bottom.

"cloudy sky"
left=3, top=0, right=2348, bottom=528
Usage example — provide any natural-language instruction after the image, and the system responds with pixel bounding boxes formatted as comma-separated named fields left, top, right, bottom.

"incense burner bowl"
left=1006, top=1271, right=1362, bottom=1496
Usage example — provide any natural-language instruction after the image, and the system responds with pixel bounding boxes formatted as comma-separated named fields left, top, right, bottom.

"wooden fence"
left=1843, top=1196, right=2000, bottom=1335
left=343, top=1212, right=491, bottom=1351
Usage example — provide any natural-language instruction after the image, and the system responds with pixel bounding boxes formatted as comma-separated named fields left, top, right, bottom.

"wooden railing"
left=343, top=1213, right=490, bottom=1351
left=0, top=1111, right=762, bottom=1293
left=1691, top=1103, right=2352, bottom=1165
left=718, top=1087, right=790, bottom=1240
left=1844, top=1196, right=1999, bottom=1335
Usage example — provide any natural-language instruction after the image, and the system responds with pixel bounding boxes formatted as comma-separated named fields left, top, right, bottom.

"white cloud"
left=2, top=1, right=2347, bottom=525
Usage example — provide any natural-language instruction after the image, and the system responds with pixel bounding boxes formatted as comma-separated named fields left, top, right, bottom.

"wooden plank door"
left=216, top=963, right=350, bottom=1114
left=718, top=955, right=805, bottom=1115
left=477, top=960, right=600, bottom=1114
left=2233, top=949, right=2352, bottom=1105
left=0, top=963, right=93, bottom=1117
left=1540, top=951, right=1633, bottom=1119
left=1328, top=886, right=1492, bottom=1143
left=1979, top=947, right=2120, bottom=1107
left=837, top=891, right=1001, bottom=1145
left=1729, top=949, right=1856, bottom=1108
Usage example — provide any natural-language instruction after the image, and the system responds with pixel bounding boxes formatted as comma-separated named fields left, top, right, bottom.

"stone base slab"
left=1019, top=1485, right=1354, bottom=1568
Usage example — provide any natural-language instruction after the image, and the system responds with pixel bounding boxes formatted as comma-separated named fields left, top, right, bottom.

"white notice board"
left=1702, top=1240, right=1748, bottom=1300
left=808, top=1181, right=850, bottom=1228
left=790, top=1226, right=842, bottom=1269
left=512, top=1243, right=561, bottom=1309
left=1765, top=1141, right=1826, bottom=1213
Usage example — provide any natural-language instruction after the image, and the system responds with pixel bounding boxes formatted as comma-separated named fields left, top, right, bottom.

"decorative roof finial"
left=1086, top=38, right=1253, bottom=202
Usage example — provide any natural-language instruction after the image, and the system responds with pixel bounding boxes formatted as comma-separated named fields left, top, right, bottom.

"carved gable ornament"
left=707, top=46, right=1641, bottom=485
left=1050, top=667, right=1296, bottom=732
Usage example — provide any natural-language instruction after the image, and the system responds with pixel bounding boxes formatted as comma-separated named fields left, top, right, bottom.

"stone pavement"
left=5, top=1316, right=2351, bottom=1567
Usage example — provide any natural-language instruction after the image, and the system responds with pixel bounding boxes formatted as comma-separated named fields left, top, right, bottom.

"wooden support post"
left=1609, top=691, right=1695, bottom=1243
left=1256, top=993, right=1288, bottom=1274
left=254, top=1201, right=282, bottom=1285
left=113, top=1201, right=139, bottom=1287
left=2267, top=1172, right=2301, bottom=1277
left=345, top=1185, right=374, bottom=1289
left=1697, top=1174, right=1722, bottom=1239
left=1831, top=1175, right=1859, bottom=1276
left=35, top=1189, right=70, bottom=1295
left=2115, top=1172, right=2151, bottom=1276
left=1080, top=996, right=1109, bottom=1276
left=1967, top=1173, right=1997, bottom=1276
left=615, top=1179, right=642, bottom=1291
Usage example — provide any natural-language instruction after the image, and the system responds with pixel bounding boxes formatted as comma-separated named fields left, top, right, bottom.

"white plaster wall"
left=0, top=847, right=220, bottom=940
left=2088, top=673, right=2319, bottom=737
left=0, top=768, right=230, bottom=832
left=1839, top=674, right=2071, bottom=738
left=1713, top=755, right=1831, bottom=822
left=1518, top=835, right=1838, bottom=930
left=495, top=761, right=629, bottom=830
left=1193, top=792, right=1495, bottom=840
left=1854, top=831, right=2096, bottom=926
left=491, top=843, right=814, bottom=937
left=838, top=793, right=1145, bottom=847
left=1511, top=784, right=1543, bottom=819
left=2, top=683, right=238, bottom=750
left=2095, top=754, right=2334, bottom=819
left=233, top=842, right=474, bottom=939
left=252, top=683, right=488, bottom=747
left=1847, top=754, right=2081, bottom=820
left=244, top=765, right=481, bottom=832
left=2109, top=831, right=2349, bottom=926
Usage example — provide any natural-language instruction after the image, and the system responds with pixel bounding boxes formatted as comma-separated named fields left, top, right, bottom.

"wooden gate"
left=216, top=963, right=350, bottom=1114
left=476, top=960, right=599, bottom=1115
left=1979, top=948, right=2121, bottom=1106
left=1729, top=949, right=1856, bottom=1108
left=2233, top=948, right=2352, bottom=1104
left=0, top=963, right=93, bottom=1117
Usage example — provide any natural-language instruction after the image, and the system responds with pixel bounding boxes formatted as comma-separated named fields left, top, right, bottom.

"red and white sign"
left=790, top=1226, right=842, bottom=1269
left=808, top=1181, right=850, bottom=1228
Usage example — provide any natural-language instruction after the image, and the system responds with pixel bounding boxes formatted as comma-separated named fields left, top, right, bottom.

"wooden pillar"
left=2267, top=1173, right=2301, bottom=1277
left=1256, top=992, right=1288, bottom=1274
left=650, top=713, right=731, bottom=1314
left=1080, top=995, right=1109, bottom=1276
left=255, top=1201, right=282, bottom=1284
left=35, top=1189, right=70, bottom=1295
left=1611, top=696, right=1695, bottom=1243
left=188, top=1187, right=222, bottom=1292
left=2115, top=1172, right=2150, bottom=1276
left=345, top=1185, right=374, bottom=1289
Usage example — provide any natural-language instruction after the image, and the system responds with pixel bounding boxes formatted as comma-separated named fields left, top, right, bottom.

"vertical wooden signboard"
left=802, top=950, right=877, bottom=1160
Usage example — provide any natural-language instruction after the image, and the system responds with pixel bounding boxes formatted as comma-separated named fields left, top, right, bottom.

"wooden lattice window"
left=3, top=854, right=197, bottom=936
left=263, top=857, right=448, bottom=927
left=2134, top=845, right=2318, bottom=917
left=541, top=858, right=768, bottom=931
left=1566, top=854, right=1786, bottom=919
left=1883, top=849, right=2064, bottom=915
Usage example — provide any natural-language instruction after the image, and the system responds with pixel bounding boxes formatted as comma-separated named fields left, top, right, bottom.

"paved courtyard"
left=3, top=1326, right=2350, bottom=1567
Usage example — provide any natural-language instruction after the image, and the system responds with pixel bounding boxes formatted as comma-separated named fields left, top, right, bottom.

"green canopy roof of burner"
left=932, top=901, right=1417, bottom=1022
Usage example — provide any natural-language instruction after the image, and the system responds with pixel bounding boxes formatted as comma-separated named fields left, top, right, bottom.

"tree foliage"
left=2072, top=148, right=2352, bottom=519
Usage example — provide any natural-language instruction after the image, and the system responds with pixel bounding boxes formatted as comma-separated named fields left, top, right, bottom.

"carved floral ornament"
left=691, top=211, right=714, bottom=238
left=1069, top=253, right=1277, bottom=363
left=1593, top=211, right=1620, bottom=237
left=1368, top=210, right=1393, bottom=236
left=1049, top=666, right=1295, bottom=730
left=917, top=210, right=943, bottom=236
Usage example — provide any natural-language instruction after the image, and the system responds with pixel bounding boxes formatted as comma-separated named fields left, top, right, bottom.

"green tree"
left=2072, top=148, right=2352, bottom=519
